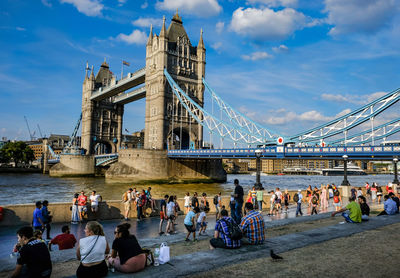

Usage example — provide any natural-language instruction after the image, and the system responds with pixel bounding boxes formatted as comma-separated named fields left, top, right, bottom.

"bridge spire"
left=198, top=28, right=204, bottom=49
left=160, top=16, right=166, bottom=38
left=147, top=24, right=153, bottom=46
left=90, top=65, right=95, bottom=80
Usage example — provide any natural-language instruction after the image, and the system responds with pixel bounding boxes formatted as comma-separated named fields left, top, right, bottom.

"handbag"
left=158, top=242, right=170, bottom=265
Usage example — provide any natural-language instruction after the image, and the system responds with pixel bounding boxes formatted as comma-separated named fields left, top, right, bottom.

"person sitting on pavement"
left=107, top=223, right=146, bottom=274
left=209, top=209, right=241, bottom=249
left=184, top=207, right=200, bottom=242
left=10, top=226, right=52, bottom=278
left=389, top=192, right=399, bottom=213
left=49, top=225, right=77, bottom=251
left=331, top=196, right=362, bottom=223
left=377, top=195, right=397, bottom=216
left=357, top=196, right=370, bottom=221
left=240, top=202, right=265, bottom=245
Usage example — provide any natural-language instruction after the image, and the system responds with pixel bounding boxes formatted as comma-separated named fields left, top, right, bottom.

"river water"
left=0, top=173, right=395, bottom=205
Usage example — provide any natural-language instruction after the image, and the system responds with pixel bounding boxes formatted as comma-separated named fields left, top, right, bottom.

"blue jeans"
left=342, top=213, right=355, bottom=223
left=234, top=201, right=243, bottom=224
left=257, top=201, right=263, bottom=211
left=230, top=203, right=235, bottom=218
left=296, top=203, right=302, bottom=216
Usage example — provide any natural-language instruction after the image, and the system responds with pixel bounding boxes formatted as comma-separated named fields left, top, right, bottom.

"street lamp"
left=393, top=157, right=399, bottom=185
left=341, top=154, right=350, bottom=186
left=255, top=149, right=262, bottom=189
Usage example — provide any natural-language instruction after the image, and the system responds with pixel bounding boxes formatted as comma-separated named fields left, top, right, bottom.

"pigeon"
left=270, top=249, right=283, bottom=260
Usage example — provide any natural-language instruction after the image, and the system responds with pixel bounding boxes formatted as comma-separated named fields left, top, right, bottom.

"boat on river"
left=322, top=163, right=367, bottom=176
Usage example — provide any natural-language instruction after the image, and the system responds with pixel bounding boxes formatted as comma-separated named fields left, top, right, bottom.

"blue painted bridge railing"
left=168, top=145, right=400, bottom=160
left=95, top=153, right=119, bottom=166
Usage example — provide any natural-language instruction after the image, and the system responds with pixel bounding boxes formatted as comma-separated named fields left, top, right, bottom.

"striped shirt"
left=240, top=210, right=265, bottom=244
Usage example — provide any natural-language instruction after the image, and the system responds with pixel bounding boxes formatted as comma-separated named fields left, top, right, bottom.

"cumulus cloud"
left=132, top=17, right=162, bottom=28
left=141, top=1, right=148, bottom=9
left=60, top=0, right=103, bottom=17
left=115, top=29, right=147, bottom=45
left=272, top=44, right=289, bottom=53
left=324, top=0, right=399, bottom=35
left=246, top=0, right=298, bottom=7
left=241, top=51, right=272, bottom=61
left=230, top=7, right=309, bottom=40
left=211, top=42, right=223, bottom=52
left=321, top=91, right=387, bottom=105
left=156, top=0, right=222, bottom=17
left=118, top=0, right=127, bottom=6
left=42, top=0, right=52, bottom=7
left=216, top=21, right=224, bottom=33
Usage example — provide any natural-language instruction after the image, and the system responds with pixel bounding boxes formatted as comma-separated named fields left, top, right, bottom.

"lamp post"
left=393, top=157, right=399, bottom=185
left=255, top=149, right=262, bottom=189
left=341, top=154, right=350, bottom=186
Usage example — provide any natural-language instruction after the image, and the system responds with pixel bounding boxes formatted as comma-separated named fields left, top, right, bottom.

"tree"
left=0, top=141, right=35, bottom=166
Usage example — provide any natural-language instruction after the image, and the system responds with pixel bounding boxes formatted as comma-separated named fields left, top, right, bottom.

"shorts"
left=167, top=215, right=175, bottom=221
left=276, top=199, right=281, bottom=204
left=124, top=201, right=131, bottom=211
left=215, top=205, right=221, bottom=213
left=91, top=204, right=98, bottom=212
left=78, top=206, right=87, bottom=214
left=160, top=211, right=165, bottom=219
left=334, top=202, right=341, bottom=207
left=196, top=222, right=207, bottom=230
left=185, top=224, right=196, bottom=233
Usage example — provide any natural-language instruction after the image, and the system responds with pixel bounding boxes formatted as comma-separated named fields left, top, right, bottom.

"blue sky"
left=1, top=0, right=400, bottom=142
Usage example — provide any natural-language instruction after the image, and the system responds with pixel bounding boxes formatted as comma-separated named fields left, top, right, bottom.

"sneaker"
left=159, top=232, right=164, bottom=236
left=185, top=238, right=190, bottom=242
left=166, top=233, right=171, bottom=236
left=193, top=239, right=198, bottom=242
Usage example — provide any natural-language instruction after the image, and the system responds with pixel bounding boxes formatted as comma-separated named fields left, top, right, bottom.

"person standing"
left=192, top=192, right=199, bottom=209
left=49, top=225, right=77, bottom=251
left=184, top=207, right=199, bottom=242
left=33, top=201, right=44, bottom=232
left=41, top=200, right=52, bottom=239
left=283, top=189, right=290, bottom=213
left=184, top=192, right=191, bottom=214
left=10, top=226, right=52, bottom=278
left=159, top=195, right=169, bottom=236
left=137, top=190, right=147, bottom=222
left=275, top=188, right=282, bottom=211
left=122, top=188, right=133, bottom=221
left=295, top=189, right=303, bottom=216
left=333, top=189, right=342, bottom=211
left=233, top=179, right=244, bottom=224
left=165, top=196, right=176, bottom=235
left=250, top=186, right=257, bottom=208
left=311, top=191, right=319, bottom=215
left=377, top=186, right=383, bottom=204
left=71, top=193, right=80, bottom=224
left=229, top=194, right=236, bottom=218
left=256, top=187, right=265, bottom=212
left=77, top=191, right=88, bottom=221
left=320, top=186, right=328, bottom=210
left=214, top=192, right=222, bottom=219
left=371, top=183, right=377, bottom=203
left=90, top=191, right=102, bottom=218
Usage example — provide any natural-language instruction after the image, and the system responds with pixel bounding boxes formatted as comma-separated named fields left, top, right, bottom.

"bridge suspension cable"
left=164, top=69, right=276, bottom=146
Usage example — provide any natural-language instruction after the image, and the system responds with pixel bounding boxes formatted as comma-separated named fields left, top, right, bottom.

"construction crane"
left=24, top=116, right=35, bottom=141
left=37, top=124, right=43, bottom=138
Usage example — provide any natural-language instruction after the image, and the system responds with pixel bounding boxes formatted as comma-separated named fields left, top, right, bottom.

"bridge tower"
left=81, top=61, right=123, bottom=154
left=144, top=11, right=205, bottom=150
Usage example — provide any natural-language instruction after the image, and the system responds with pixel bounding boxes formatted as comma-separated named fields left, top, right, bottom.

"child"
left=184, top=192, right=191, bottom=214
left=184, top=207, right=200, bottom=242
left=197, top=208, right=208, bottom=235
left=269, top=190, right=276, bottom=216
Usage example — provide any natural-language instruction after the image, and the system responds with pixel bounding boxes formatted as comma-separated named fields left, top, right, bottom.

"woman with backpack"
left=333, top=189, right=342, bottom=211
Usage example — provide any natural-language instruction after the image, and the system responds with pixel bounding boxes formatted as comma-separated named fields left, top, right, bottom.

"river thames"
left=0, top=173, right=395, bottom=205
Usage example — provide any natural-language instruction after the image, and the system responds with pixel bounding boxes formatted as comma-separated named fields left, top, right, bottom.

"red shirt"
left=77, top=195, right=87, bottom=206
left=50, top=233, right=77, bottom=250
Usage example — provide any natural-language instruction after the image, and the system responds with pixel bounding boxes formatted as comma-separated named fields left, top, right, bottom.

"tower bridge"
left=49, top=11, right=400, bottom=183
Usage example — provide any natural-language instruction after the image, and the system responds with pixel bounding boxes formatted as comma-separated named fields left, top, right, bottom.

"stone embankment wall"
left=0, top=189, right=344, bottom=227
left=49, top=155, right=95, bottom=176
left=106, top=149, right=226, bottom=182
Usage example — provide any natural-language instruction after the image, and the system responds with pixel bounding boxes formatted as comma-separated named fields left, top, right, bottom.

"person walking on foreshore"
left=295, top=190, right=303, bottom=216
left=33, top=201, right=44, bottom=232
left=268, top=190, right=276, bottom=216
left=184, top=207, right=199, bottom=242
left=184, top=192, right=191, bottom=214
left=256, top=187, right=265, bottom=212
left=320, top=186, right=328, bottom=210
left=371, top=183, right=377, bottom=203
left=377, top=185, right=383, bottom=204
left=311, top=191, right=319, bottom=215
left=283, top=189, right=290, bottom=213
left=136, top=190, right=147, bottom=222
left=122, top=188, right=133, bottom=221
left=306, top=185, right=312, bottom=206
left=192, top=192, right=199, bottom=209
left=233, top=179, right=244, bottom=224
left=71, top=193, right=80, bottom=224
left=213, top=192, right=222, bottom=219
left=41, top=200, right=52, bottom=239
left=333, top=189, right=342, bottom=211
left=159, top=195, right=169, bottom=236
left=275, top=188, right=282, bottom=211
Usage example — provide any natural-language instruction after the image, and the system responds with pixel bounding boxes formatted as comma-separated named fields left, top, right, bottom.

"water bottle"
left=154, top=247, right=160, bottom=266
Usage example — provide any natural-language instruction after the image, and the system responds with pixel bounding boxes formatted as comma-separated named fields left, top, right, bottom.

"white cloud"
left=42, top=0, right=52, bottom=7
left=156, top=0, right=222, bottom=17
left=118, top=0, right=127, bottom=6
left=324, top=0, right=399, bottom=35
left=321, top=91, right=388, bottom=105
left=216, top=21, right=224, bottom=34
left=262, top=108, right=348, bottom=125
left=132, top=17, right=162, bottom=28
left=115, top=29, right=147, bottom=45
left=211, top=42, right=222, bottom=51
left=141, top=1, right=148, bottom=9
left=272, top=44, right=289, bottom=53
left=60, top=0, right=103, bottom=17
left=246, top=0, right=298, bottom=7
left=241, top=51, right=272, bottom=61
left=16, top=27, right=26, bottom=31
left=230, top=7, right=309, bottom=40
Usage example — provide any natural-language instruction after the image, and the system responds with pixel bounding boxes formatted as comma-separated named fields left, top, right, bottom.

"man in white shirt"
left=295, top=189, right=303, bottom=216
left=90, top=191, right=102, bottom=215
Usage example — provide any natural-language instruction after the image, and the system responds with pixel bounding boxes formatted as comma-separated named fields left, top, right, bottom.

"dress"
left=320, top=188, right=328, bottom=209
left=71, top=198, right=80, bottom=224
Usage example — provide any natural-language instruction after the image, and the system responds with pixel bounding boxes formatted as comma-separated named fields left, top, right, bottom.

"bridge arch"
left=93, top=139, right=116, bottom=154
left=168, top=127, right=198, bottom=150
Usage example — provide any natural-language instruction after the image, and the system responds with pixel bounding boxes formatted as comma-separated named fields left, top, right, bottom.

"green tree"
left=0, top=141, right=35, bottom=166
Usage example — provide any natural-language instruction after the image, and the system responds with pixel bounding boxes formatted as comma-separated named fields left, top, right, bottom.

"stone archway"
left=93, top=140, right=114, bottom=154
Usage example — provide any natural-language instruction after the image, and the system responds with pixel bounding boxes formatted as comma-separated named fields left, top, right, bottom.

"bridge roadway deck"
left=168, top=145, right=400, bottom=160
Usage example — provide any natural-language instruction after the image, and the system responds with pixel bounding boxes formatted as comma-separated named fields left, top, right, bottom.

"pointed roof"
left=197, top=28, right=204, bottom=49
left=147, top=24, right=153, bottom=45
left=160, top=16, right=167, bottom=38
left=166, top=12, right=190, bottom=43
left=90, top=65, right=95, bottom=80
left=172, top=8, right=182, bottom=24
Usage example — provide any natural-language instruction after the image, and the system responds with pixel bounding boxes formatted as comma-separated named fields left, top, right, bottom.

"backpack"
left=312, top=196, right=318, bottom=204
left=122, top=192, right=128, bottom=202
left=293, top=193, right=299, bottom=203
left=333, top=195, right=339, bottom=203
left=213, top=195, right=219, bottom=205
left=222, top=219, right=243, bottom=240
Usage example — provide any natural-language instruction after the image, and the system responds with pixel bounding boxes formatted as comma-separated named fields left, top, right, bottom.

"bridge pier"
left=105, top=149, right=226, bottom=183
left=49, top=155, right=95, bottom=177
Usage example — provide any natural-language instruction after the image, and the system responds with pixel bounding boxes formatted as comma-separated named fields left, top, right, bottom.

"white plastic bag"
left=159, top=242, right=170, bottom=264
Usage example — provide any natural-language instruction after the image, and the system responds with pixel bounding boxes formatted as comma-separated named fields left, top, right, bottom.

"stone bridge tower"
left=81, top=62, right=123, bottom=154
left=144, top=12, right=205, bottom=150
